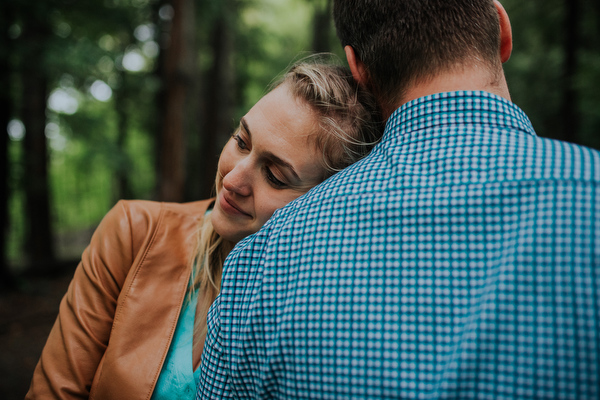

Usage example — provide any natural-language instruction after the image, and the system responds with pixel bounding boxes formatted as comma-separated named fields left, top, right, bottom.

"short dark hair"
left=333, top=0, right=501, bottom=108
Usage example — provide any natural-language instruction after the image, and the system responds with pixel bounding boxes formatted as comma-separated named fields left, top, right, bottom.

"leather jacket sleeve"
left=25, top=200, right=156, bottom=399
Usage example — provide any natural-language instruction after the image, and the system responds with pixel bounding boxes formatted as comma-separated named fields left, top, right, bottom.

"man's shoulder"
left=526, top=135, right=600, bottom=183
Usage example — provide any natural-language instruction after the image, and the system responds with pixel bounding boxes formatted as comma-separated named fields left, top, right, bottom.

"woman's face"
left=211, top=83, right=324, bottom=243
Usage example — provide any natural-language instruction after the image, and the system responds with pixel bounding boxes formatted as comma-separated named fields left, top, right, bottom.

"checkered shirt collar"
left=383, top=90, right=536, bottom=144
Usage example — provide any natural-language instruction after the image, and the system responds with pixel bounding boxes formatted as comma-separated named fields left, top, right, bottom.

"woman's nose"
left=222, top=161, right=252, bottom=197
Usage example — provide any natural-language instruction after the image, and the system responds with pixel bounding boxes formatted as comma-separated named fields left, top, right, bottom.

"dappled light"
left=44, top=123, right=67, bottom=151
left=158, top=4, right=174, bottom=21
left=90, top=80, right=113, bottom=102
left=47, top=88, right=80, bottom=115
left=121, top=49, right=146, bottom=72
left=7, top=120, right=25, bottom=141
left=134, top=24, right=155, bottom=42
left=142, top=41, right=159, bottom=58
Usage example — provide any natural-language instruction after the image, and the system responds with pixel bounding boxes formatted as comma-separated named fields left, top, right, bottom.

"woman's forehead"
left=243, top=85, right=324, bottom=181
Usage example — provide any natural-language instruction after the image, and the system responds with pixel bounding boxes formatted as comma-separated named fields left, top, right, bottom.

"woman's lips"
left=218, top=191, right=251, bottom=217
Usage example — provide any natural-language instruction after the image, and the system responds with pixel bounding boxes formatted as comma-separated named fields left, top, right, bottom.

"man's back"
left=198, top=91, right=600, bottom=398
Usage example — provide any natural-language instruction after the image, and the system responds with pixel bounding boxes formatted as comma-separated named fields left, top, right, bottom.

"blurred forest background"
left=0, top=0, right=599, bottom=396
left=1, top=0, right=600, bottom=282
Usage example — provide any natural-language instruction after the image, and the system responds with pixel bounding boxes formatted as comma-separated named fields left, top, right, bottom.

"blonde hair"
left=284, top=62, right=383, bottom=177
left=191, top=60, right=383, bottom=351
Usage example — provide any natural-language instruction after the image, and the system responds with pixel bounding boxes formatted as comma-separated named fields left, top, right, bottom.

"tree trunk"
left=21, top=12, right=55, bottom=268
left=113, top=75, right=132, bottom=201
left=195, top=13, right=235, bottom=200
left=560, top=0, right=579, bottom=144
left=311, top=0, right=332, bottom=53
left=0, top=2, right=15, bottom=289
left=157, top=0, right=197, bottom=202
left=22, top=77, right=54, bottom=267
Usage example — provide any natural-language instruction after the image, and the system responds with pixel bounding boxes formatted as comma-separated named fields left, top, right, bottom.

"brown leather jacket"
left=26, top=199, right=213, bottom=400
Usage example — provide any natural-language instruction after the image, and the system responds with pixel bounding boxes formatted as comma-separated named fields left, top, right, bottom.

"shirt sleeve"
left=197, top=295, right=232, bottom=399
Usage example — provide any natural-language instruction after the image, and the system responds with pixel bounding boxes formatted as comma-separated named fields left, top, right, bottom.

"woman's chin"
left=211, top=212, right=242, bottom=244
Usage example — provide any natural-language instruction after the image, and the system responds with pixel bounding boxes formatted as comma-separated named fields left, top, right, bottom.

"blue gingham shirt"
left=198, top=91, right=600, bottom=399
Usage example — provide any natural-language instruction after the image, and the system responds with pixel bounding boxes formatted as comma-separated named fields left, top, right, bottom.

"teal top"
left=151, top=286, right=200, bottom=400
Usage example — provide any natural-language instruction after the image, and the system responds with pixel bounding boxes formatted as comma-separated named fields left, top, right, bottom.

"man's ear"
left=344, top=45, right=369, bottom=86
left=495, top=0, right=512, bottom=63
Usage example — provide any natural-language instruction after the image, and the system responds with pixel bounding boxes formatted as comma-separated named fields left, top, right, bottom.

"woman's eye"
left=265, top=168, right=286, bottom=188
left=233, top=134, right=248, bottom=150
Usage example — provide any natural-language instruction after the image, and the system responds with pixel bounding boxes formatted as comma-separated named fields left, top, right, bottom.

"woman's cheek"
left=256, top=194, right=279, bottom=222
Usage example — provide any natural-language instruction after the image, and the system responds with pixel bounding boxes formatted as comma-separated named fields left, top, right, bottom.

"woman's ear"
left=495, top=0, right=513, bottom=63
left=344, top=45, right=369, bottom=86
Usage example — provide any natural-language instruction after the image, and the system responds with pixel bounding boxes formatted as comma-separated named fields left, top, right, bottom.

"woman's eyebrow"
left=240, top=117, right=300, bottom=182
left=266, top=152, right=300, bottom=181
left=240, top=118, right=252, bottom=138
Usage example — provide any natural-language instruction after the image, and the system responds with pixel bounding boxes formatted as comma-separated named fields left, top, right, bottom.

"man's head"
left=333, top=0, right=512, bottom=112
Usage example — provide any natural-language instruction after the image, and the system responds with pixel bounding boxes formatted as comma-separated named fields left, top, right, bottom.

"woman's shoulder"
left=90, top=199, right=214, bottom=256
left=160, top=198, right=215, bottom=218
left=107, top=198, right=215, bottom=225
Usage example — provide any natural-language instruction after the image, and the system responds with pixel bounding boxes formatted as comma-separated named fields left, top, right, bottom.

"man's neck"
left=386, top=65, right=511, bottom=118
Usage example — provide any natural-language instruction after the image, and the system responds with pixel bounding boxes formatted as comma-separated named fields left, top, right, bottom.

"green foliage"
left=234, top=0, right=315, bottom=117
left=6, top=0, right=162, bottom=264
left=503, top=0, right=600, bottom=148
left=6, top=141, right=26, bottom=266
